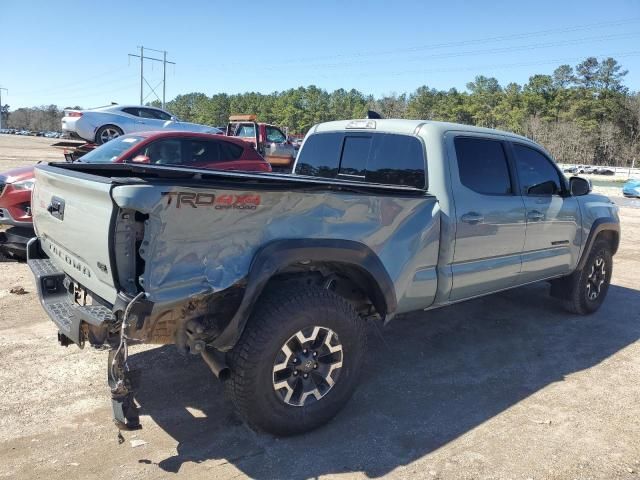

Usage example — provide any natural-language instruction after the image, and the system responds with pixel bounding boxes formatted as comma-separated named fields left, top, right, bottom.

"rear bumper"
left=27, top=238, right=116, bottom=346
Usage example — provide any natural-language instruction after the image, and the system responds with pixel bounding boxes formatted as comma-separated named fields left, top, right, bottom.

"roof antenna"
left=366, top=110, right=382, bottom=119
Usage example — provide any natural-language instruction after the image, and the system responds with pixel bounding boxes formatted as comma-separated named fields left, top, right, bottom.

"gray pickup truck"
left=27, top=119, right=620, bottom=435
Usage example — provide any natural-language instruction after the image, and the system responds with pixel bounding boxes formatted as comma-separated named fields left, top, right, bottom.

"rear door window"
left=454, top=137, right=512, bottom=195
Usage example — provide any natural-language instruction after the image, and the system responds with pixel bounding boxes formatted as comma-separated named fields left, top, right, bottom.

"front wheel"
left=563, top=239, right=613, bottom=314
left=225, top=286, right=367, bottom=435
left=95, top=125, right=123, bottom=144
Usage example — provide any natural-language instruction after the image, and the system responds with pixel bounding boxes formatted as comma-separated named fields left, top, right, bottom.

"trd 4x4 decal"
left=161, top=191, right=261, bottom=210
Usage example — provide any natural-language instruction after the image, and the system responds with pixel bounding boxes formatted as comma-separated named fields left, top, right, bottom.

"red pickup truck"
left=226, top=115, right=297, bottom=172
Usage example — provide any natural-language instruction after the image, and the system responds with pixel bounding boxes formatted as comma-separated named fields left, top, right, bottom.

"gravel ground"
left=0, top=135, right=639, bottom=480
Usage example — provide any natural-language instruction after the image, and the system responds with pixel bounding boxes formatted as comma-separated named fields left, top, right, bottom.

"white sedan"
left=61, top=105, right=222, bottom=144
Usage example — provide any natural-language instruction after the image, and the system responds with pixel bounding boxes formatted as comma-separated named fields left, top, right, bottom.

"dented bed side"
left=111, top=183, right=441, bottom=350
left=31, top=164, right=441, bottom=351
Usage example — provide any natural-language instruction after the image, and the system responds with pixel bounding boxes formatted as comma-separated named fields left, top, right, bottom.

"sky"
left=2, top=0, right=640, bottom=110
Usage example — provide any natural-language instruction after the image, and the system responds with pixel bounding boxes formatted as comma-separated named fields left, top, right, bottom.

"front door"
left=449, top=135, right=527, bottom=301
left=510, top=143, right=581, bottom=283
left=263, top=126, right=295, bottom=170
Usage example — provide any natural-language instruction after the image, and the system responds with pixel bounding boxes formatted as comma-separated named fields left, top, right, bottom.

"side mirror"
left=170, top=116, right=178, bottom=122
left=570, top=176, right=591, bottom=196
left=132, top=154, right=150, bottom=164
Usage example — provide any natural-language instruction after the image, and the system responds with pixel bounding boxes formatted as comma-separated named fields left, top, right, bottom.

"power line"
left=279, top=50, right=640, bottom=83
left=217, top=17, right=640, bottom=69
left=12, top=65, right=130, bottom=96
left=257, top=31, right=640, bottom=72
left=128, top=46, right=175, bottom=108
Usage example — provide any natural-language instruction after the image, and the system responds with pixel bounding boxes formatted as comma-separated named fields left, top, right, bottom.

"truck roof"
left=311, top=119, right=535, bottom=144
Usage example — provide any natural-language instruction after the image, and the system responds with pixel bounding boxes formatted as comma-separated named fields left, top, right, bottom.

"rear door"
left=448, top=134, right=526, bottom=301
left=32, top=166, right=119, bottom=304
left=510, top=142, right=581, bottom=282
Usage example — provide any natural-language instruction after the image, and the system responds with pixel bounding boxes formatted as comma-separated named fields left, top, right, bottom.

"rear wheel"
left=563, top=239, right=613, bottom=314
left=95, top=125, right=123, bottom=144
left=225, top=285, right=367, bottom=435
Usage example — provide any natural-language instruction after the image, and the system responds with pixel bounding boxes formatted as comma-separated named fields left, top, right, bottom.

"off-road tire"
left=224, top=285, right=367, bottom=436
left=563, top=239, right=613, bottom=315
left=95, top=125, right=123, bottom=145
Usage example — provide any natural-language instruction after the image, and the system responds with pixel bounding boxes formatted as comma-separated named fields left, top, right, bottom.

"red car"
left=0, top=131, right=272, bottom=258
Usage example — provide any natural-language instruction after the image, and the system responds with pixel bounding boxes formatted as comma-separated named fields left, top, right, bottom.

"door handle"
left=527, top=210, right=545, bottom=221
left=47, top=196, right=65, bottom=221
left=461, top=212, right=484, bottom=225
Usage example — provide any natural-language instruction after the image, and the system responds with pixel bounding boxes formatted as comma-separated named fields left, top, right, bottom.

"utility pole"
left=139, top=46, right=144, bottom=105
left=128, top=46, right=175, bottom=108
left=0, top=87, right=7, bottom=130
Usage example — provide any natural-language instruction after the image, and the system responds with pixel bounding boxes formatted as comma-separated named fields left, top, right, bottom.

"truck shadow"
left=131, top=282, right=640, bottom=478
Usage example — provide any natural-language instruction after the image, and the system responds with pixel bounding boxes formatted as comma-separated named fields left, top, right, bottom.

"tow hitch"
left=108, top=292, right=146, bottom=431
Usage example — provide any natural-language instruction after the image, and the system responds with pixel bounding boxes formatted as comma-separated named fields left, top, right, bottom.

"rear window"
left=294, top=132, right=343, bottom=178
left=340, top=137, right=371, bottom=176
left=295, top=132, right=426, bottom=189
left=79, top=135, right=144, bottom=163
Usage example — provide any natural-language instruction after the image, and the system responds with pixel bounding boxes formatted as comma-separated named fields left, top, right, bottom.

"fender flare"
left=576, top=217, right=620, bottom=271
left=211, top=239, right=396, bottom=351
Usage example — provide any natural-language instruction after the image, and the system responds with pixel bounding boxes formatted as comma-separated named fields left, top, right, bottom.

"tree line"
left=4, top=57, right=639, bottom=167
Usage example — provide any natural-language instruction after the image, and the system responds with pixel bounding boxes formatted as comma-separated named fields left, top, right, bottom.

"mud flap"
left=549, top=274, right=576, bottom=300
left=107, top=349, right=141, bottom=430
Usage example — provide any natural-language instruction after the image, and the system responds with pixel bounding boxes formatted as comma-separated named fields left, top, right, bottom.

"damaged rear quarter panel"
left=110, top=183, right=440, bottom=344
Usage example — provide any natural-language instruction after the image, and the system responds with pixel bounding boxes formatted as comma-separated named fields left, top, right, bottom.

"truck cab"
left=226, top=115, right=296, bottom=172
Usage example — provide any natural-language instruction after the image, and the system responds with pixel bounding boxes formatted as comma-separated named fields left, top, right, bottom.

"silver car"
left=61, top=105, right=222, bottom=144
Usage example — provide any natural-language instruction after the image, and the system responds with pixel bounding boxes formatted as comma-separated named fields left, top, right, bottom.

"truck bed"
left=30, top=162, right=440, bottom=350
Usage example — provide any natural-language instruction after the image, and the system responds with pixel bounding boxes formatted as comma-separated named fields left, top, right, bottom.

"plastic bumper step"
left=27, top=239, right=114, bottom=346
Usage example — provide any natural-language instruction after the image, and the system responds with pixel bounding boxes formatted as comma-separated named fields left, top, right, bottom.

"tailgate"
left=32, top=165, right=118, bottom=304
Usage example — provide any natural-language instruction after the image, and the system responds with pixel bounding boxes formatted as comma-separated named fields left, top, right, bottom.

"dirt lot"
left=0, top=135, right=639, bottom=480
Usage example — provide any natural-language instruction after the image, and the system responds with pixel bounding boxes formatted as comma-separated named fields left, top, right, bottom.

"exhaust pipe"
left=201, top=348, right=230, bottom=381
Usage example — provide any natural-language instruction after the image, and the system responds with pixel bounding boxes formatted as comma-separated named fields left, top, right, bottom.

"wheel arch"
left=211, top=239, right=396, bottom=351
left=576, top=218, right=620, bottom=271
left=95, top=124, right=123, bottom=143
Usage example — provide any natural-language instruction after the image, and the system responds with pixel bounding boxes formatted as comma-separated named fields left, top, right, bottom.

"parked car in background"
left=78, top=131, right=272, bottom=172
left=0, top=131, right=271, bottom=258
left=623, top=178, right=640, bottom=197
left=593, top=167, right=615, bottom=176
left=61, top=105, right=223, bottom=145
left=226, top=115, right=297, bottom=172
left=0, top=166, right=36, bottom=259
